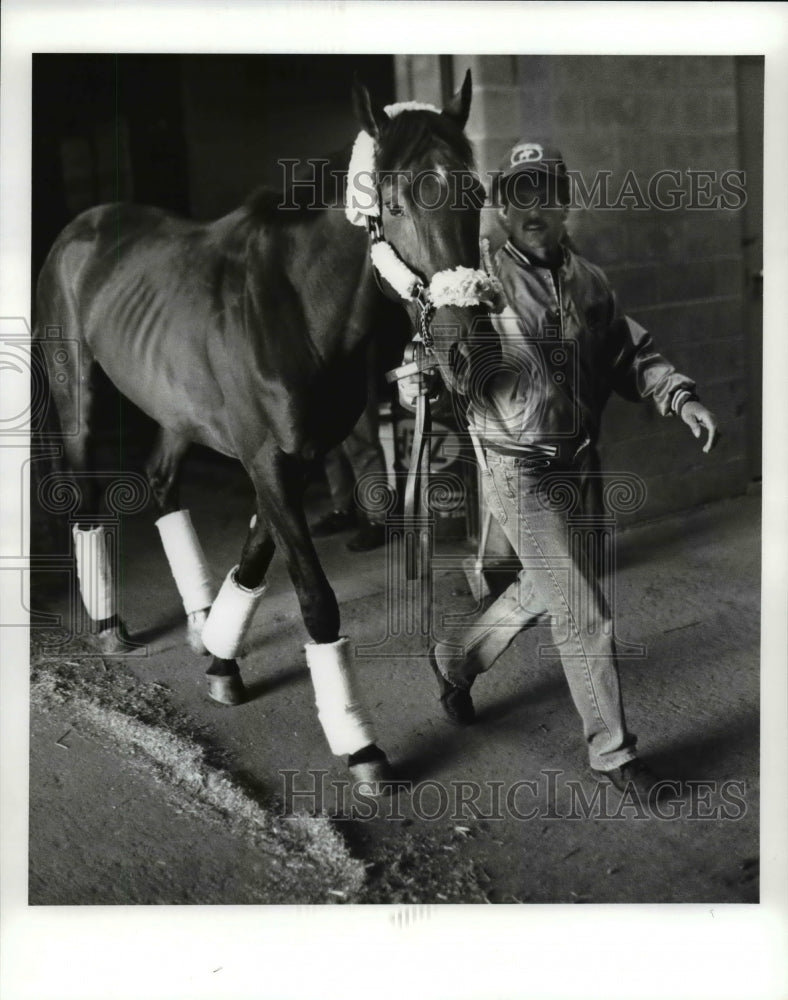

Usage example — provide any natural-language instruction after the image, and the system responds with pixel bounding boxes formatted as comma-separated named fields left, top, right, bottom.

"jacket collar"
left=503, top=239, right=570, bottom=272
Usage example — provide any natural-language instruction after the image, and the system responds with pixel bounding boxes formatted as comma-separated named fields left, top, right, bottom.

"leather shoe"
left=429, top=648, right=475, bottom=725
left=591, top=759, right=663, bottom=800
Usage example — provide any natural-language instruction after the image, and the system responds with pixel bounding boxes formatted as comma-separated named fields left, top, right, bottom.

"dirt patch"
left=351, top=824, right=490, bottom=904
left=30, top=629, right=363, bottom=903
left=30, top=628, right=491, bottom=905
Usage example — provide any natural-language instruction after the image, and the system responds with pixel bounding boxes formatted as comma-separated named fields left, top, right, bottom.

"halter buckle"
left=413, top=284, right=435, bottom=348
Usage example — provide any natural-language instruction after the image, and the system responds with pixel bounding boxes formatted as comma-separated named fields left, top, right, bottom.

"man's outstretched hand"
left=681, top=401, right=720, bottom=453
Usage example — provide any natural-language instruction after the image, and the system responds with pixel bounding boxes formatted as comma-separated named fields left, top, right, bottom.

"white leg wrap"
left=72, top=525, right=116, bottom=621
left=155, top=509, right=215, bottom=615
left=305, top=637, right=376, bottom=756
left=200, top=565, right=266, bottom=660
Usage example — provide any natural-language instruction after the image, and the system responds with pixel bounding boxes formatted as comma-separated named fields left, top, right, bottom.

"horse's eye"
left=385, top=203, right=406, bottom=218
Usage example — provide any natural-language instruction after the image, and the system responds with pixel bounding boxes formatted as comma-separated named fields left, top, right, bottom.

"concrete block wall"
left=395, top=54, right=756, bottom=525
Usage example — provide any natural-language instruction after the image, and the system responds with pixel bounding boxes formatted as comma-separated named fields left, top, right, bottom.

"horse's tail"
left=32, top=242, right=74, bottom=468
left=30, top=229, right=94, bottom=559
left=29, top=307, right=70, bottom=559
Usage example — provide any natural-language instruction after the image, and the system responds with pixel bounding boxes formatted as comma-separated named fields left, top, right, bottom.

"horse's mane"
left=245, top=143, right=352, bottom=224
left=244, top=109, right=475, bottom=227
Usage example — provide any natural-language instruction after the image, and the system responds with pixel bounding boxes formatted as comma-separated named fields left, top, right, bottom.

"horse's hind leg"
left=148, top=428, right=216, bottom=654
left=40, top=332, right=130, bottom=652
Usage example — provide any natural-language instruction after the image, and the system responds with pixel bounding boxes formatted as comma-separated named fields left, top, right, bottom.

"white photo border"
left=2, top=3, right=787, bottom=999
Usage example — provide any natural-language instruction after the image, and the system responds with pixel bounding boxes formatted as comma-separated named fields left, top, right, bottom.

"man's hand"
left=396, top=371, right=424, bottom=410
left=396, top=370, right=444, bottom=412
left=680, top=401, right=719, bottom=453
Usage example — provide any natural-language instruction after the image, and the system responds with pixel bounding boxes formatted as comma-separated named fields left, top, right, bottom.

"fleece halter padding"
left=345, top=106, right=505, bottom=314
left=344, top=101, right=442, bottom=228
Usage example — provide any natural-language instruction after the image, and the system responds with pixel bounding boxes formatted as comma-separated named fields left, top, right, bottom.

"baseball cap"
left=500, top=140, right=568, bottom=180
left=495, top=139, right=570, bottom=205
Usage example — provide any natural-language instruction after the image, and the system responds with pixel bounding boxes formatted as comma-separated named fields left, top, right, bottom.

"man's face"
left=499, top=171, right=567, bottom=263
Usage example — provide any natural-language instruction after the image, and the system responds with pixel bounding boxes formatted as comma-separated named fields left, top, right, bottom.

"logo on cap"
left=511, top=143, right=544, bottom=166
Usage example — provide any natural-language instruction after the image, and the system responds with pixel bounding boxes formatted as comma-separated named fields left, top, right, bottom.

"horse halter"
left=365, top=217, right=435, bottom=344
left=346, top=108, right=504, bottom=581
left=345, top=110, right=505, bottom=349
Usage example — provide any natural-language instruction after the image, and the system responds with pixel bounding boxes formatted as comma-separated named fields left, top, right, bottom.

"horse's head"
left=349, top=71, right=501, bottom=400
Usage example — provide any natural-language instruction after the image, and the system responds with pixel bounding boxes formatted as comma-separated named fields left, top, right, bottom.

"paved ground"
left=23, top=456, right=762, bottom=909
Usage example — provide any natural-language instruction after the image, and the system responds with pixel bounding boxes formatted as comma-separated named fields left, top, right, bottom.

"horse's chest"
left=301, top=354, right=369, bottom=451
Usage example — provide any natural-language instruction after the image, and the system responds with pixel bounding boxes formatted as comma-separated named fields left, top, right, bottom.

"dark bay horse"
left=35, top=71, right=495, bottom=784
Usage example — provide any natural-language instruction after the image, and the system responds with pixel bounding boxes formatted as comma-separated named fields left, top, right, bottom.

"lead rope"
left=367, top=216, right=437, bottom=578
left=364, top=216, right=502, bottom=582
left=401, top=339, right=433, bottom=580
left=404, top=287, right=435, bottom=578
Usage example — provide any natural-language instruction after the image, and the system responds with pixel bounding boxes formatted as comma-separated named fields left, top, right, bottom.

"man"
left=428, top=139, right=719, bottom=797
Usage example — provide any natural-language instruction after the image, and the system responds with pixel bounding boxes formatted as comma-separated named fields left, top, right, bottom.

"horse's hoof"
left=187, top=608, right=211, bottom=655
left=207, top=672, right=246, bottom=706
left=348, top=745, right=398, bottom=796
left=94, top=617, right=136, bottom=655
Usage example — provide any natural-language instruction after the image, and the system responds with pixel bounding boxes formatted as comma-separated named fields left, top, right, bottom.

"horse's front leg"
left=199, top=511, right=275, bottom=705
left=244, top=442, right=393, bottom=786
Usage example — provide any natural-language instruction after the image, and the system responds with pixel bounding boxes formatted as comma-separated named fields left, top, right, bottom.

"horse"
left=34, top=70, right=502, bottom=786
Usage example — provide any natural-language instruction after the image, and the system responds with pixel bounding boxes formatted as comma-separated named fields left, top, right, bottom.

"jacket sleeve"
left=605, top=290, right=696, bottom=416
left=428, top=311, right=503, bottom=404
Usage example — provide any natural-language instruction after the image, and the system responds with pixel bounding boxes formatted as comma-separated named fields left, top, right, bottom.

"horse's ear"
left=352, top=77, right=389, bottom=138
left=441, top=69, right=472, bottom=130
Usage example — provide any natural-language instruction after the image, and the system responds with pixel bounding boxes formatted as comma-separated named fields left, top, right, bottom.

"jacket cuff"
left=670, top=388, right=699, bottom=417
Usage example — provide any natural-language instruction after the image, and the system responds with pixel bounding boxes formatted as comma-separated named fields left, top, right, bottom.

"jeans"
left=435, top=448, right=638, bottom=772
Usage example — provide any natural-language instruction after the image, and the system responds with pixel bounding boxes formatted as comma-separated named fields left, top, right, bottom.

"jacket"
left=463, top=241, right=697, bottom=461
